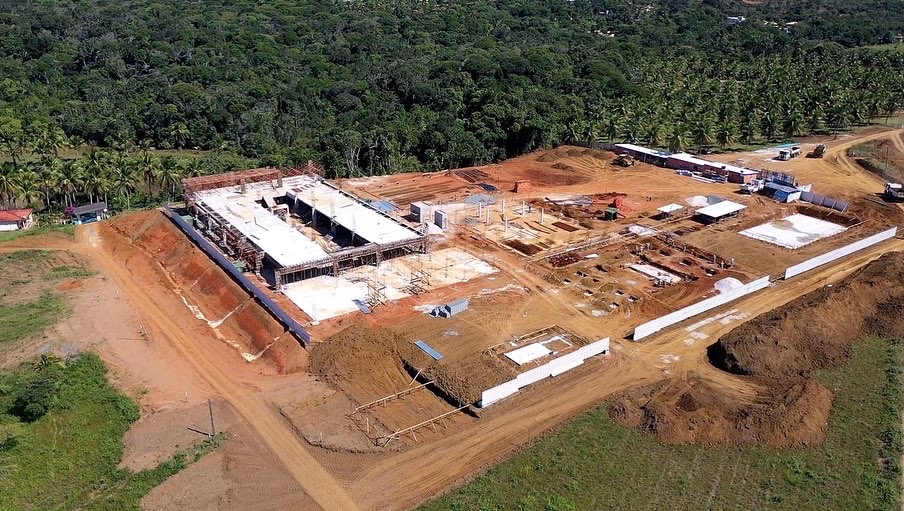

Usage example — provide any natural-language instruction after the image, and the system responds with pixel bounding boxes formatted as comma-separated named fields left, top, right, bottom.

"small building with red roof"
left=0, top=208, right=35, bottom=232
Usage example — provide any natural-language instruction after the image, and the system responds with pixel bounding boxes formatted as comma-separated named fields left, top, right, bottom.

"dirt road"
left=78, top=223, right=359, bottom=511
left=344, top=237, right=904, bottom=509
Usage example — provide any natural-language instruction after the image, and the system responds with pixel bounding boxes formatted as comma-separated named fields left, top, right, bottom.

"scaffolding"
left=272, top=235, right=428, bottom=287
left=182, top=162, right=325, bottom=205
left=404, top=269, right=430, bottom=295
left=183, top=168, right=280, bottom=205
left=192, top=201, right=265, bottom=274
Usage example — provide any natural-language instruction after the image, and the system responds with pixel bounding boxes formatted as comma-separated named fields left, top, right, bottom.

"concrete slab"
left=739, top=213, right=847, bottom=249
left=281, top=248, right=497, bottom=321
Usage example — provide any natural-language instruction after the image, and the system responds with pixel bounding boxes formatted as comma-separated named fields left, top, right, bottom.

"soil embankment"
left=311, top=323, right=510, bottom=405
left=610, top=252, right=904, bottom=448
left=106, top=210, right=306, bottom=372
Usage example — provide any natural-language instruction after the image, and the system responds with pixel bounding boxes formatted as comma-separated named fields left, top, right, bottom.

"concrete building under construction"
left=182, top=167, right=428, bottom=287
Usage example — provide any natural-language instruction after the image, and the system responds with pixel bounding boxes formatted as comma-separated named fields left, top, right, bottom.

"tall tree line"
left=0, top=120, right=257, bottom=210
left=0, top=0, right=902, bottom=183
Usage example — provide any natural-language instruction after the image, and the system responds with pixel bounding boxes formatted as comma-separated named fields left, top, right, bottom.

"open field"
left=0, top=353, right=223, bottom=511
left=421, top=336, right=902, bottom=511
left=1, top=127, right=903, bottom=510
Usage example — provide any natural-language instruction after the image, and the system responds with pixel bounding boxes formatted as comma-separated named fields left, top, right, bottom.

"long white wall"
left=479, top=338, right=610, bottom=407
left=633, top=276, right=771, bottom=340
left=783, top=227, right=898, bottom=279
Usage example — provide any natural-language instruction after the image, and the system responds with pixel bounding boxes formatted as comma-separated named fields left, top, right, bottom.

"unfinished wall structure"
left=182, top=168, right=428, bottom=288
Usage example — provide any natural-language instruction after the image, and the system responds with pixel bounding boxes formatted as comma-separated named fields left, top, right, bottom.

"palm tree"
left=739, top=115, right=759, bottom=145
left=761, top=110, right=779, bottom=142
left=16, top=166, right=44, bottom=208
left=603, top=116, right=620, bottom=143
left=36, top=156, right=58, bottom=211
left=111, top=154, right=139, bottom=209
left=157, top=156, right=184, bottom=200
left=0, top=162, right=22, bottom=207
left=170, top=122, right=190, bottom=150
left=182, top=158, right=205, bottom=178
left=715, top=119, right=738, bottom=150
left=643, top=122, right=664, bottom=149
left=827, top=105, right=852, bottom=135
left=690, top=118, right=714, bottom=152
left=666, top=123, right=691, bottom=153
left=782, top=109, right=803, bottom=139
left=136, top=142, right=160, bottom=196
left=56, top=159, right=83, bottom=207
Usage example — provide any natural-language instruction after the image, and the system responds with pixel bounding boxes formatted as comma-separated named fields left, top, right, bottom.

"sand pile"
left=609, top=377, right=832, bottom=448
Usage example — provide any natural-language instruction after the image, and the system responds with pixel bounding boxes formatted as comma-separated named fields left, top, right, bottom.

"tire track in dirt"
left=346, top=237, right=904, bottom=510
left=78, top=222, right=360, bottom=511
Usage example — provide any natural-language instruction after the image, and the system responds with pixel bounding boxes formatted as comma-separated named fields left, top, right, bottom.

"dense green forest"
left=0, top=0, right=902, bottom=211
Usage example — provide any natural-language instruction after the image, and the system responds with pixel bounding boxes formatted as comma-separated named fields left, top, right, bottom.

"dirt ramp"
left=709, top=252, right=904, bottom=378
left=105, top=211, right=304, bottom=373
left=311, top=324, right=415, bottom=403
left=609, top=377, right=832, bottom=448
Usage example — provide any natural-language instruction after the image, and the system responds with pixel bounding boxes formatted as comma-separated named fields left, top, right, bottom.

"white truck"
left=740, top=179, right=765, bottom=194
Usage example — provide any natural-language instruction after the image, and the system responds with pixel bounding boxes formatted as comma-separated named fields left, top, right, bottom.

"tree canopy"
left=0, top=0, right=901, bottom=207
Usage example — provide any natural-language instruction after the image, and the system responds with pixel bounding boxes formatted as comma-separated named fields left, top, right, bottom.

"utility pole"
left=208, top=399, right=216, bottom=438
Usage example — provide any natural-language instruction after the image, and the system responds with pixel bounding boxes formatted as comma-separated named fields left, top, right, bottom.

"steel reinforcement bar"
left=165, top=207, right=311, bottom=346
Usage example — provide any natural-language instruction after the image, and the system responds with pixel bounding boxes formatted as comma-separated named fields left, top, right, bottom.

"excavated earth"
left=610, top=251, right=904, bottom=448
left=106, top=211, right=306, bottom=372
left=310, top=323, right=510, bottom=405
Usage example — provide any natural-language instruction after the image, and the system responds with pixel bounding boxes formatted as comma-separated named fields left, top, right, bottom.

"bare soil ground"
left=4, top=127, right=904, bottom=511
left=610, top=251, right=904, bottom=449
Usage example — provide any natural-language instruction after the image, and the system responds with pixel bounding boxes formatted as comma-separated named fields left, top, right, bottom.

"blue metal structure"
left=165, top=207, right=312, bottom=346
left=414, top=340, right=443, bottom=360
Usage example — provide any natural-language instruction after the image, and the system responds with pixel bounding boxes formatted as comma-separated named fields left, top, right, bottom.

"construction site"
left=11, top=126, right=904, bottom=510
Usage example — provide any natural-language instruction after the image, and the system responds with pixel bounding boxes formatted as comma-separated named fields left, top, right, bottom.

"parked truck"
left=777, top=146, right=802, bottom=161
left=808, top=144, right=827, bottom=158
left=885, top=183, right=904, bottom=202
left=739, top=178, right=765, bottom=194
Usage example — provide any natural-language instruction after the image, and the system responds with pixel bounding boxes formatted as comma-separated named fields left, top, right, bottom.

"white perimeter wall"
left=479, top=338, right=610, bottom=407
left=633, top=276, right=771, bottom=340
left=783, top=227, right=898, bottom=279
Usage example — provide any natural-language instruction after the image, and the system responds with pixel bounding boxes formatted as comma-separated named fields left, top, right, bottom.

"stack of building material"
left=431, top=298, right=469, bottom=318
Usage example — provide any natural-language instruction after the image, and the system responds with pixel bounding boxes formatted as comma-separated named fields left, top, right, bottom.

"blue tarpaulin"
left=414, top=340, right=443, bottom=360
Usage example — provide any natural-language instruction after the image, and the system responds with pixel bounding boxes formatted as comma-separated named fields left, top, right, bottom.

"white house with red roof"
left=0, top=208, right=35, bottom=232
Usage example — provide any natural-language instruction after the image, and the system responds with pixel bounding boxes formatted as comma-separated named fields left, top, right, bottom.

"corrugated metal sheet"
left=414, top=340, right=443, bottom=360
left=800, top=192, right=849, bottom=212
left=166, top=208, right=311, bottom=346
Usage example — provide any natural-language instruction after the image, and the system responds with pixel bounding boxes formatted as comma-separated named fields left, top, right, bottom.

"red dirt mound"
left=310, top=324, right=416, bottom=404
left=709, top=252, right=904, bottom=378
left=612, top=251, right=904, bottom=448
left=609, top=377, right=832, bottom=448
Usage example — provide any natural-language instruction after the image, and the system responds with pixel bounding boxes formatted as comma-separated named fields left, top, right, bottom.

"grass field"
left=0, top=224, right=74, bottom=243
left=0, top=294, right=68, bottom=344
left=421, top=337, right=903, bottom=511
left=0, top=353, right=222, bottom=510
left=0, top=249, right=90, bottom=344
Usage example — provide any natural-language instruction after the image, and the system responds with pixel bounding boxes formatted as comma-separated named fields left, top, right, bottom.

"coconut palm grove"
left=0, top=0, right=902, bottom=213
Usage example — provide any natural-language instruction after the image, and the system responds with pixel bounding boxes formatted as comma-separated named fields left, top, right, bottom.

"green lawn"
left=0, top=353, right=222, bottom=511
left=42, top=265, right=96, bottom=281
left=422, top=337, right=902, bottom=511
